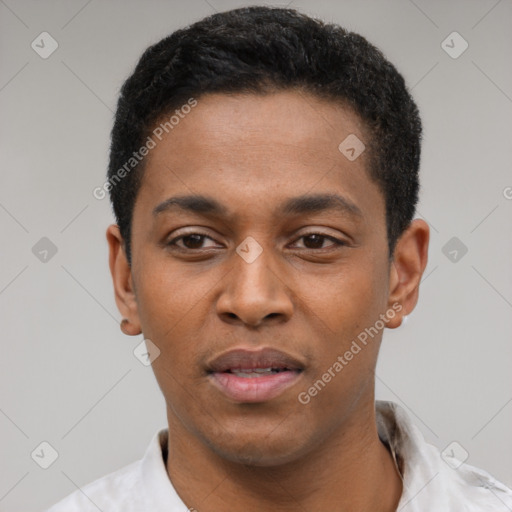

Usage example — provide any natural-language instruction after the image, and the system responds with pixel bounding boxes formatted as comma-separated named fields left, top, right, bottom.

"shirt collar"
left=139, top=429, right=188, bottom=510
left=140, top=400, right=511, bottom=511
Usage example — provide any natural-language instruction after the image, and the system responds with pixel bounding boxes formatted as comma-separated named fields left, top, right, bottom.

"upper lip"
left=206, top=347, right=305, bottom=373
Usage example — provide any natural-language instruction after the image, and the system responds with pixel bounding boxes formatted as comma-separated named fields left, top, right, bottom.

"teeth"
left=230, top=367, right=286, bottom=378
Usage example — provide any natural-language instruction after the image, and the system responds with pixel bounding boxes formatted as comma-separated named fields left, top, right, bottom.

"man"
left=47, top=6, right=512, bottom=511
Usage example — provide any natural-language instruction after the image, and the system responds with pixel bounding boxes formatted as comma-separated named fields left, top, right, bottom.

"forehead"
left=150, top=91, right=367, bottom=162
left=136, top=91, right=382, bottom=222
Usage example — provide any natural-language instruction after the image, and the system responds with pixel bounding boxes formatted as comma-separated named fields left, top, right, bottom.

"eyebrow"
left=152, top=193, right=363, bottom=219
left=280, top=193, right=363, bottom=218
left=153, top=195, right=228, bottom=217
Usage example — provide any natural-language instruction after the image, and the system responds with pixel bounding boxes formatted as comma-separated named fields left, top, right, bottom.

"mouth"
left=206, top=348, right=305, bottom=403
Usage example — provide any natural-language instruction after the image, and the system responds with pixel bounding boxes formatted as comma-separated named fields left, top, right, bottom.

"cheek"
left=300, top=260, right=387, bottom=338
left=295, top=272, right=384, bottom=411
left=294, top=257, right=389, bottom=402
left=134, top=254, right=213, bottom=337
left=132, top=272, right=206, bottom=400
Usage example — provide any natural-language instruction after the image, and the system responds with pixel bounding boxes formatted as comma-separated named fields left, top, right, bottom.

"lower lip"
left=209, top=370, right=302, bottom=403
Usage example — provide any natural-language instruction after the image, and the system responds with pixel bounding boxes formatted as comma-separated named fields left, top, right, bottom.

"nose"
left=216, top=245, right=294, bottom=328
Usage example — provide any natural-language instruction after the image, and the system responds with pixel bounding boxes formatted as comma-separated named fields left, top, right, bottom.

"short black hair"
left=107, top=5, right=422, bottom=265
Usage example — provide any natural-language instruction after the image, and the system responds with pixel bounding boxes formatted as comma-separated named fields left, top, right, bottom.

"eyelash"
left=166, top=231, right=346, bottom=251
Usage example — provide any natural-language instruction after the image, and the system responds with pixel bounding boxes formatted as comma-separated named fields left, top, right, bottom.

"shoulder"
left=376, top=401, right=512, bottom=511
left=44, top=459, right=143, bottom=512
left=44, top=428, right=172, bottom=512
left=441, top=459, right=512, bottom=511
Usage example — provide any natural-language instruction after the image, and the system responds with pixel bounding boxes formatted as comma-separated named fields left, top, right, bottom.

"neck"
left=166, top=400, right=402, bottom=512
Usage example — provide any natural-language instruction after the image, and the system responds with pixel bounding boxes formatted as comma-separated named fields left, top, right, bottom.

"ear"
left=386, top=219, right=429, bottom=329
left=106, top=224, right=141, bottom=335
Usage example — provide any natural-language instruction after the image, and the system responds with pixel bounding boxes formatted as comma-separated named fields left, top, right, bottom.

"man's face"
left=127, top=91, right=395, bottom=465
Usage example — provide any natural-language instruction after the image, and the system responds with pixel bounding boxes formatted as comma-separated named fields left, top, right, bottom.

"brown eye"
left=181, top=234, right=206, bottom=249
left=303, top=234, right=326, bottom=249
left=293, top=233, right=343, bottom=250
left=167, top=232, right=221, bottom=251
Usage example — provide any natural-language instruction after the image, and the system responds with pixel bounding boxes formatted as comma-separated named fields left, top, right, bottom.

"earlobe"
left=106, top=224, right=142, bottom=335
left=386, top=219, right=429, bottom=329
left=120, top=318, right=141, bottom=336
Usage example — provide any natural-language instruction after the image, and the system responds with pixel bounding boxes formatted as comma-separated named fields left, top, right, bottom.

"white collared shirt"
left=45, top=400, right=512, bottom=511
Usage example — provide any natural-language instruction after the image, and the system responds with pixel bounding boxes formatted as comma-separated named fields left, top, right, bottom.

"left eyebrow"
left=279, top=193, right=363, bottom=219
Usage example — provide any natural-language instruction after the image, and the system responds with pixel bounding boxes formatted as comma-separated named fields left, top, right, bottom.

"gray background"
left=1, top=0, right=511, bottom=510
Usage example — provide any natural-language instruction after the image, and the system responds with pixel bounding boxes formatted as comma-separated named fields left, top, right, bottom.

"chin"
left=206, top=433, right=307, bottom=467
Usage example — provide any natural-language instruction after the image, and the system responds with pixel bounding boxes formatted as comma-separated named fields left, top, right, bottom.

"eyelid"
left=291, top=227, right=348, bottom=242
left=166, top=228, right=223, bottom=248
left=288, top=232, right=346, bottom=249
left=165, top=227, right=349, bottom=251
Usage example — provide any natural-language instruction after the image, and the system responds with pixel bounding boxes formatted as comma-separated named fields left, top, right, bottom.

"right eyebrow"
left=153, top=195, right=229, bottom=217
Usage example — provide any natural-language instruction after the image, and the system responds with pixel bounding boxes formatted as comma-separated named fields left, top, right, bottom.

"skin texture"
left=107, top=91, right=429, bottom=511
